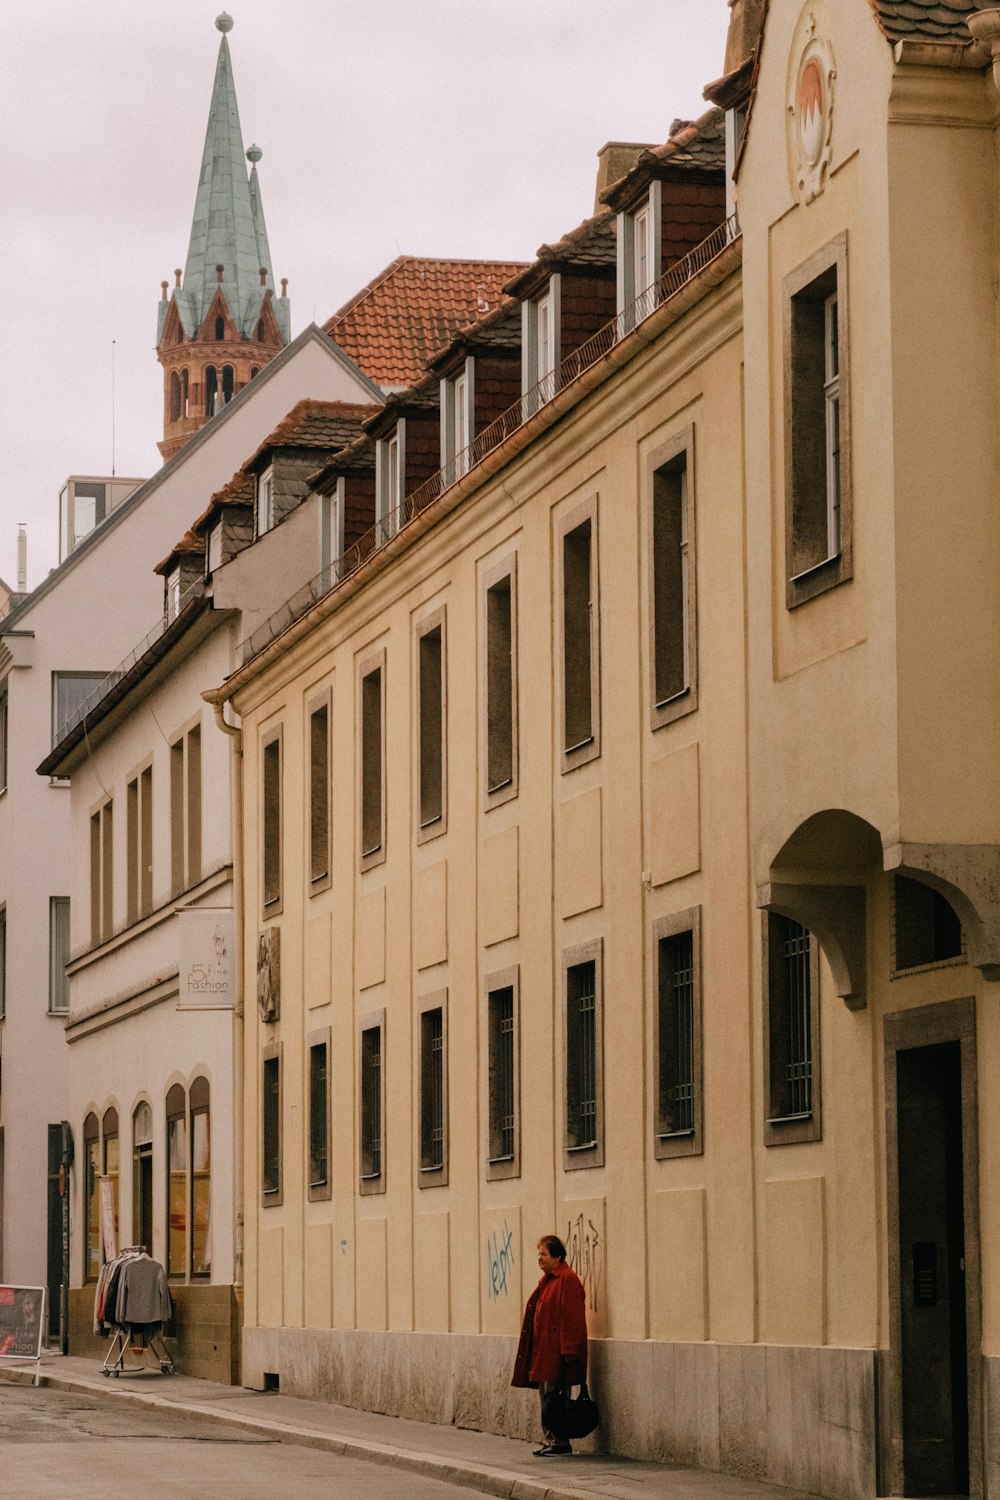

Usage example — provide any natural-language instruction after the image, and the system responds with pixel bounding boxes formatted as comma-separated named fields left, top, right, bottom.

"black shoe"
left=533, top=1443, right=572, bottom=1456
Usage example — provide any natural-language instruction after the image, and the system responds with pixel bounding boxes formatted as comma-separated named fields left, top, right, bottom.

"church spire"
left=156, top=14, right=290, bottom=462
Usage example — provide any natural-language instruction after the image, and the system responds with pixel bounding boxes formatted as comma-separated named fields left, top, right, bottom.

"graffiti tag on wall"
left=565, top=1212, right=602, bottom=1313
left=486, top=1220, right=516, bottom=1302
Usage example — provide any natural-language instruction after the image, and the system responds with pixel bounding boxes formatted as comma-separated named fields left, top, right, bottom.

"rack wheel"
left=111, top=1370, right=119, bottom=1378
left=100, top=1368, right=110, bottom=1377
left=161, top=1363, right=174, bottom=1374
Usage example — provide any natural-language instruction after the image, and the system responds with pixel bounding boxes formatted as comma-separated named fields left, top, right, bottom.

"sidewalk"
left=0, top=1352, right=817, bottom=1500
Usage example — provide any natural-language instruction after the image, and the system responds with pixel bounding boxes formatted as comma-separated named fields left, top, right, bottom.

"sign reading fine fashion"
left=177, top=908, right=235, bottom=1009
left=257, top=926, right=280, bottom=1022
left=0, top=1286, right=45, bottom=1359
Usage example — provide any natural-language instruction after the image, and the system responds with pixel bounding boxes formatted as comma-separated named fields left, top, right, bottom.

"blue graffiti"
left=486, top=1220, right=516, bottom=1302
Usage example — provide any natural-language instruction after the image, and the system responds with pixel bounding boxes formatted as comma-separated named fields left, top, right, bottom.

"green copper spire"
left=172, top=15, right=284, bottom=339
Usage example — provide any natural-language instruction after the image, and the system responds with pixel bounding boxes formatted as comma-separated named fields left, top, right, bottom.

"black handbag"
left=541, top=1382, right=600, bottom=1440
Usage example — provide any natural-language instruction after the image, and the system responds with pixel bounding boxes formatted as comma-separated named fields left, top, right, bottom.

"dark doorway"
left=897, top=1041, right=969, bottom=1495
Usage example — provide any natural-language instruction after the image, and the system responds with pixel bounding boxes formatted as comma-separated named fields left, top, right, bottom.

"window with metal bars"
left=261, top=732, right=282, bottom=912
left=765, top=913, right=821, bottom=1143
left=560, top=503, right=600, bottom=767
left=360, top=1021, right=383, bottom=1187
left=309, top=698, right=331, bottom=889
left=360, top=654, right=385, bottom=867
left=483, top=558, right=517, bottom=804
left=262, top=1051, right=281, bottom=1201
left=659, top=931, right=694, bottom=1132
left=417, top=613, right=446, bottom=837
left=565, top=958, right=600, bottom=1158
left=487, top=983, right=517, bottom=1175
left=419, top=1005, right=446, bottom=1180
left=308, top=1037, right=330, bottom=1197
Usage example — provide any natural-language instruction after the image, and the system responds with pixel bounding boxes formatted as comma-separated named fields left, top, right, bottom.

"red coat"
left=511, top=1261, right=588, bottom=1388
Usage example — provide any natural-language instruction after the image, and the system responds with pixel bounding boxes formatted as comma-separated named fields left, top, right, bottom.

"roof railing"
left=53, top=581, right=206, bottom=750
left=236, top=213, right=741, bottom=669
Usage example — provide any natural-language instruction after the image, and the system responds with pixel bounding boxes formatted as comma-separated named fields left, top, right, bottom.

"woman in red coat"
left=511, top=1234, right=588, bottom=1456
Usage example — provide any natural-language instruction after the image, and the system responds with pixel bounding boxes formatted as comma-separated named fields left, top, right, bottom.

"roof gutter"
left=205, top=235, right=743, bottom=709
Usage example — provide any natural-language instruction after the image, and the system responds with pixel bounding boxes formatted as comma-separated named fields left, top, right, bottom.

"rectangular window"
left=49, top=897, right=71, bottom=1015
left=377, top=422, right=406, bottom=536
left=309, top=697, right=331, bottom=890
left=654, top=908, right=703, bottom=1158
left=764, top=912, right=821, bottom=1145
left=319, top=478, right=345, bottom=576
left=360, top=1016, right=384, bottom=1190
left=207, top=523, right=223, bottom=575
left=893, top=875, right=963, bottom=974
left=0, top=905, right=6, bottom=1020
left=170, top=725, right=202, bottom=895
left=359, top=653, right=385, bottom=868
left=483, top=558, right=517, bottom=803
left=521, top=278, right=561, bottom=413
left=166, top=568, right=181, bottom=622
left=485, top=967, right=519, bottom=1180
left=560, top=505, right=600, bottom=767
left=261, top=1049, right=282, bottom=1202
left=648, top=431, right=697, bottom=729
left=90, top=799, right=113, bottom=946
left=308, top=1032, right=331, bottom=1199
left=441, top=360, right=475, bottom=480
left=784, top=233, right=851, bottom=606
left=262, top=730, right=282, bottom=912
left=419, top=998, right=447, bottom=1183
left=417, top=611, right=446, bottom=837
left=52, top=671, right=108, bottom=744
left=257, top=467, right=275, bottom=537
left=0, top=679, right=8, bottom=792
left=617, top=183, right=661, bottom=324
left=563, top=940, right=604, bottom=1168
left=126, top=765, right=153, bottom=924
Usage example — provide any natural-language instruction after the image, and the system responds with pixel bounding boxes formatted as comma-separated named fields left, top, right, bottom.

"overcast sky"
left=0, top=1, right=729, bottom=589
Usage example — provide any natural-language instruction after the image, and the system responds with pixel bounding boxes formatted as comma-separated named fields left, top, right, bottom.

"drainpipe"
left=211, top=698, right=244, bottom=1294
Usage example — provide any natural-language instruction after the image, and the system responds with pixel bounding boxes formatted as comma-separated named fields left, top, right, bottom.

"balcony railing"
left=53, top=582, right=205, bottom=749
left=237, top=214, right=741, bottom=668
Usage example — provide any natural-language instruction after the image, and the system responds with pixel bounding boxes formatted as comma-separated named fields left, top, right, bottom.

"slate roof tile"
left=325, top=257, right=526, bottom=388
left=601, top=108, right=726, bottom=212
left=869, top=0, right=977, bottom=44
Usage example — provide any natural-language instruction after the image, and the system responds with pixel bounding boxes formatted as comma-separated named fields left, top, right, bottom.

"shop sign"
left=0, top=1286, right=45, bottom=1359
left=177, top=908, right=235, bottom=1008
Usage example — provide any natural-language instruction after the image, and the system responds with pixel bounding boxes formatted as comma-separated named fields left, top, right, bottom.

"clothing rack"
left=94, top=1247, right=174, bottom=1378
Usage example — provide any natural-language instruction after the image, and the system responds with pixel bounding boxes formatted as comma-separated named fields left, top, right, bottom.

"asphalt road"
left=0, top=1380, right=483, bottom=1499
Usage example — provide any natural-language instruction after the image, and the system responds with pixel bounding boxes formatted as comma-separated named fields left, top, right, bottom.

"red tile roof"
left=325, top=257, right=527, bottom=388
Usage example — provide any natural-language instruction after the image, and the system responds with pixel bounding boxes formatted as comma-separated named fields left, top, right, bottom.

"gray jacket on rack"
left=115, top=1255, right=172, bottom=1327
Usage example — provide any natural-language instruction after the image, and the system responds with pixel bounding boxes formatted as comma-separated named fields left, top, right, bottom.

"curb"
left=0, top=1363, right=601, bottom=1500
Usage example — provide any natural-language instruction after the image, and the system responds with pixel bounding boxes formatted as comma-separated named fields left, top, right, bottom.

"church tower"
left=156, top=13, right=290, bottom=461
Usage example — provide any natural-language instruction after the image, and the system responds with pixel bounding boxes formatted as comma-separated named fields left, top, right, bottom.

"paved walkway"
left=0, top=1353, right=817, bottom=1500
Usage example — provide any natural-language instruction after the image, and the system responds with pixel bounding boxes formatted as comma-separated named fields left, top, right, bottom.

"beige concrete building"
left=206, top=2, right=1000, bottom=1495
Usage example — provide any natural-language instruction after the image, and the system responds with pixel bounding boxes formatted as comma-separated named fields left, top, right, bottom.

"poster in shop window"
left=0, top=1286, right=45, bottom=1359
left=177, top=907, right=234, bottom=1008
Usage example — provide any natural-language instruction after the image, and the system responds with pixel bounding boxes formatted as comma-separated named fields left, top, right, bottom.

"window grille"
left=488, top=987, right=515, bottom=1162
left=772, top=915, right=813, bottom=1119
left=360, top=1025, right=382, bottom=1179
left=309, top=702, right=330, bottom=885
left=566, top=960, right=598, bottom=1149
left=262, top=1055, right=280, bottom=1197
left=658, top=931, right=695, bottom=1135
left=308, top=1042, right=329, bottom=1188
left=420, top=1008, right=445, bottom=1172
left=262, top=735, right=281, bottom=907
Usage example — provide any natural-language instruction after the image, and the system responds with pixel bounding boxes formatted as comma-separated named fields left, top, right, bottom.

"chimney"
left=16, top=523, right=27, bottom=593
left=594, top=142, right=656, bottom=213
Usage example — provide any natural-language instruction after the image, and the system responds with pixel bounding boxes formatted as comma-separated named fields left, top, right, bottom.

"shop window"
left=654, top=908, right=702, bottom=1159
left=190, top=1076, right=211, bottom=1277
left=126, top=765, right=153, bottom=924
left=784, top=233, right=851, bottom=607
left=893, top=876, right=963, bottom=974
left=49, top=897, right=70, bottom=1014
left=262, top=1046, right=281, bottom=1204
left=261, top=729, right=282, bottom=913
left=166, top=1083, right=187, bottom=1279
left=764, top=913, right=822, bottom=1146
left=485, top=967, right=519, bottom=1181
left=560, top=502, right=600, bottom=768
left=563, top=941, right=604, bottom=1169
left=132, top=1101, right=153, bottom=1254
left=416, top=610, right=446, bottom=839
left=102, top=1107, right=119, bottom=1254
left=309, top=696, right=331, bottom=891
left=90, top=799, right=113, bottom=946
left=170, top=724, right=202, bottom=896
left=359, top=653, right=385, bottom=869
left=307, top=1034, right=331, bottom=1201
left=649, top=433, right=696, bottom=729
left=84, top=1112, right=100, bottom=1281
left=359, top=1014, right=384, bottom=1194
left=419, top=996, right=447, bottom=1185
left=483, top=557, right=518, bottom=804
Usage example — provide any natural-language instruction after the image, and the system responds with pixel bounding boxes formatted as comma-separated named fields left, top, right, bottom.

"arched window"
left=222, top=365, right=234, bottom=405
left=190, top=1077, right=211, bottom=1278
left=102, top=1107, right=119, bottom=1252
left=250, top=367, right=260, bottom=381
left=169, top=371, right=181, bottom=424
left=205, top=366, right=218, bottom=416
left=181, top=368, right=189, bottom=419
left=257, top=319, right=265, bottom=342
left=166, top=1084, right=186, bottom=1279
left=132, top=1101, right=153, bottom=1254
left=215, top=315, right=225, bottom=341
left=83, top=1112, right=100, bottom=1281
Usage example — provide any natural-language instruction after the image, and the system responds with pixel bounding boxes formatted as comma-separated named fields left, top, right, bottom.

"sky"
left=0, top=1, right=730, bottom=590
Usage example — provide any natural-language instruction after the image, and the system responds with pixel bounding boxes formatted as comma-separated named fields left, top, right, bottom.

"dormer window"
left=441, top=358, right=475, bottom=480
left=617, top=183, right=662, bottom=326
left=522, top=278, right=561, bottom=412
left=207, top=522, right=224, bottom=575
left=166, top=567, right=181, bottom=622
left=376, top=421, right=405, bottom=537
left=320, top=478, right=346, bottom=576
left=257, top=466, right=275, bottom=536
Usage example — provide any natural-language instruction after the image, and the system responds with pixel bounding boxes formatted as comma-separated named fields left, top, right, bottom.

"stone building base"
left=243, top=1328, right=876, bottom=1500
left=69, top=1282, right=240, bottom=1384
